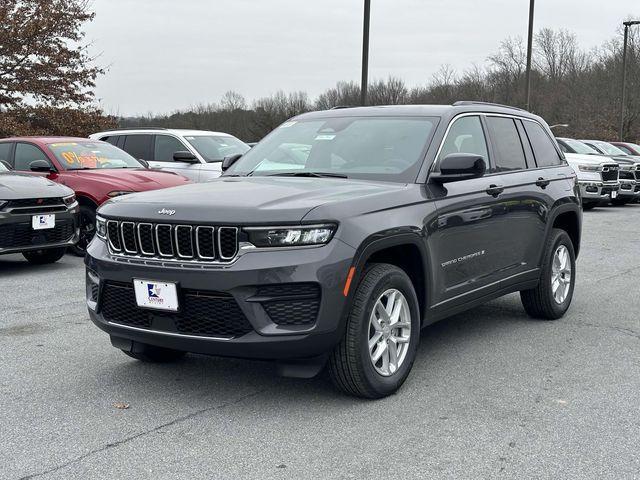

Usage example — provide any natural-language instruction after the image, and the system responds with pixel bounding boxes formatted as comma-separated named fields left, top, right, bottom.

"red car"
left=610, top=141, right=640, bottom=156
left=0, top=137, right=190, bottom=254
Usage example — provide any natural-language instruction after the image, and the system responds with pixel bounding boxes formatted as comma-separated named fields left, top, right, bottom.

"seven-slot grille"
left=601, top=164, right=619, bottom=183
left=106, top=220, right=238, bottom=262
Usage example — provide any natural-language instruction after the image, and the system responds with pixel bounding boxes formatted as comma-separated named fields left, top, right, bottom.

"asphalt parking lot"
left=1, top=204, right=639, bottom=480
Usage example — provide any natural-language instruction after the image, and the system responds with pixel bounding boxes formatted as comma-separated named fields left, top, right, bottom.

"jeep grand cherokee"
left=85, top=102, right=582, bottom=398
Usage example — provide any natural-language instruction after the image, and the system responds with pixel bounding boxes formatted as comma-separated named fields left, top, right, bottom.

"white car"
left=89, top=128, right=250, bottom=182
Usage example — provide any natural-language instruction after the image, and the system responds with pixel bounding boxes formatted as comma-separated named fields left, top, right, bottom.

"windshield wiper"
left=264, top=171, right=348, bottom=179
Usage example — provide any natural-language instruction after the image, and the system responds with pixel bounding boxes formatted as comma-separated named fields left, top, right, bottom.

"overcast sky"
left=85, top=0, right=637, bottom=116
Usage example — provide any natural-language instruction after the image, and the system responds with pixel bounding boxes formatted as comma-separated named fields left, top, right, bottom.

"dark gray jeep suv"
left=86, top=103, right=581, bottom=398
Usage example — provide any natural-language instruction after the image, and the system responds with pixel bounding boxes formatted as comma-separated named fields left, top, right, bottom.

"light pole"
left=619, top=20, right=640, bottom=140
left=360, top=0, right=371, bottom=106
left=525, top=0, right=535, bottom=111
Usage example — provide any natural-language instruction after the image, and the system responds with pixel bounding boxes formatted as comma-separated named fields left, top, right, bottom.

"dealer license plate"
left=133, top=279, right=179, bottom=311
left=32, top=214, right=55, bottom=230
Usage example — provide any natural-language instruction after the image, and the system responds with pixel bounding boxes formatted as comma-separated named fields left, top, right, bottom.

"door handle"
left=486, top=184, right=505, bottom=197
left=536, top=177, right=550, bottom=189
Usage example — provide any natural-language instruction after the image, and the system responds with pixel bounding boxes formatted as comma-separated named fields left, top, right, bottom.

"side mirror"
left=0, top=160, right=12, bottom=170
left=222, top=153, right=242, bottom=171
left=430, top=153, right=486, bottom=183
left=137, top=158, right=150, bottom=169
left=29, top=160, right=56, bottom=173
left=173, top=151, right=199, bottom=163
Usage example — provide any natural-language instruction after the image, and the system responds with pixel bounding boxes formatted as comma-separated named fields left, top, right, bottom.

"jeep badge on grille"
left=158, top=208, right=176, bottom=215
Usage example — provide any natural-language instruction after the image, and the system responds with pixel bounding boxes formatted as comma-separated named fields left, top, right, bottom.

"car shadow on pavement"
left=0, top=253, right=79, bottom=276
left=96, top=295, right=533, bottom=406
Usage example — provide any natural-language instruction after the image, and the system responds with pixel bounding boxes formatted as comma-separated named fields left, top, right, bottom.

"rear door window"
left=122, top=135, right=153, bottom=160
left=523, top=121, right=563, bottom=167
left=154, top=135, right=189, bottom=162
left=485, top=117, right=527, bottom=172
left=0, top=143, right=13, bottom=166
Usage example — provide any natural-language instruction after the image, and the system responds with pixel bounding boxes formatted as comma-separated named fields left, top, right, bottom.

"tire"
left=611, top=198, right=629, bottom=206
left=70, top=204, right=96, bottom=256
left=520, top=228, right=576, bottom=320
left=22, top=247, right=66, bottom=264
left=582, top=203, right=597, bottom=211
left=329, top=263, right=420, bottom=399
left=122, top=343, right=187, bottom=363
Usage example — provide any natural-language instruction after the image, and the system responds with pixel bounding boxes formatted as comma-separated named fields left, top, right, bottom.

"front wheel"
left=22, top=247, right=66, bottom=264
left=70, top=204, right=96, bottom=256
left=520, top=228, right=576, bottom=320
left=329, top=263, right=420, bottom=398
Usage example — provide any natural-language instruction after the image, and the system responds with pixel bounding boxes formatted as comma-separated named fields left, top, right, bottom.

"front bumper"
left=85, top=237, right=356, bottom=360
left=618, top=180, right=640, bottom=199
left=0, top=207, right=79, bottom=255
left=578, top=181, right=620, bottom=202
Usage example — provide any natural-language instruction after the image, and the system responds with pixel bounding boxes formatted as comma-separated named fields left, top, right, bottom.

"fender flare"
left=544, top=202, right=582, bottom=258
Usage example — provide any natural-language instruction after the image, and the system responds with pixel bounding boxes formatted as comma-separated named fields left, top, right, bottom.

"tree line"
left=121, top=27, right=640, bottom=143
left=1, top=0, right=638, bottom=143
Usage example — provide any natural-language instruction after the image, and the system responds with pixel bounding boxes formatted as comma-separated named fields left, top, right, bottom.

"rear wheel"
left=329, top=263, right=420, bottom=398
left=520, top=228, right=575, bottom=320
left=70, top=204, right=96, bottom=256
left=22, top=247, right=66, bottom=264
left=122, top=343, right=187, bottom=363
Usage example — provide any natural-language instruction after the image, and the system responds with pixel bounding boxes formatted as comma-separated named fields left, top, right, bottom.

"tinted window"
left=14, top=143, right=50, bottom=171
left=102, top=136, right=120, bottom=146
left=154, top=135, right=188, bottom=162
left=617, top=145, right=633, bottom=155
left=0, top=143, right=12, bottom=164
left=438, top=116, right=489, bottom=164
left=486, top=117, right=527, bottom=171
left=122, top=135, right=153, bottom=160
left=523, top=122, right=563, bottom=167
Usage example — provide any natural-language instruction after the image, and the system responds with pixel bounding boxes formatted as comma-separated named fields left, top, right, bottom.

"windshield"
left=226, top=116, right=437, bottom=182
left=49, top=142, right=143, bottom=170
left=184, top=135, right=249, bottom=162
left=563, top=139, right=600, bottom=155
left=591, top=141, right=628, bottom=156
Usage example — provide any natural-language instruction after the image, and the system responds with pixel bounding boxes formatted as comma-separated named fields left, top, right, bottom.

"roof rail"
left=453, top=101, right=527, bottom=112
left=107, top=126, right=169, bottom=131
left=330, top=105, right=356, bottom=110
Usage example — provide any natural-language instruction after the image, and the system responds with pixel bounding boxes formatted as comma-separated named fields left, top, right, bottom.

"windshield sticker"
left=279, top=121, right=297, bottom=128
left=315, top=134, right=336, bottom=141
left=50, top=143, right=78, bottom=147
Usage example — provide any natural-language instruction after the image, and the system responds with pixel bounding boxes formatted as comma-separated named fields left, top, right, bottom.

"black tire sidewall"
left=543, top=230, right=576, bottom=317
left=71, top=205, right=96, bottom=256
left=355, top=266, right=420, bottom=397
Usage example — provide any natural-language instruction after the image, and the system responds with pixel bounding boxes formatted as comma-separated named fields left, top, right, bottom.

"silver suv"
left=89, top=128, right=250, bottom=182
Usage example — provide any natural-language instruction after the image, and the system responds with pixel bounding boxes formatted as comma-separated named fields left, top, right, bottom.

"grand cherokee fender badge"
left=441, top=250, right=486, bottom=268
left=158, top=208, right=176, bottom=216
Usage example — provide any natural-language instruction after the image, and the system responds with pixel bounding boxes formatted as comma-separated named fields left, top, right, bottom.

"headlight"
left=107, top=191, right=133, bottom=198
left=63, top=194, right=76, bottom=206
left=95, top=215, right=107, bottom=239
left=578, top=165, right=601, bottom=172
left=245, top=224, right=336, bottom=247
left=0, top=200, right=7, bottom=210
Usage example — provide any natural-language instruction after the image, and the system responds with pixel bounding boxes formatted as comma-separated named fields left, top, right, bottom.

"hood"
left=564, top=153, right=614, bottom=165
left=69, top=168, right=190, bottom=192
left=0, top=172, right=73, bottom=200
left=98, top=176, right=410, bottom=224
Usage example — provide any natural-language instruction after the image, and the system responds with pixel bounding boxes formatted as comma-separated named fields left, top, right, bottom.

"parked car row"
left=0, top=130, right=250, bottom=261
left=556, top=137, right=640, bottom=209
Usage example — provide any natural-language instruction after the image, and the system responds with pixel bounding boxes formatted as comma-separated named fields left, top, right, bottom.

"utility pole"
left=360, top=0, right=371, bottom=106
left=525, top=0, right=535, bottom=111
left=619, top=21, right=640, bottom=140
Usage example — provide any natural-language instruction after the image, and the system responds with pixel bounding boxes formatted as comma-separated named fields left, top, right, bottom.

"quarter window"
left=122, top=135, right=153, bottom=160
left=523, top=121, right=563, bottom=167
left=154, top=135, right=189, bottom=162
left=14, top=143, right=50, bottom=171
left=0, top=143, right=13, bottom=164
left=486, top=117, right=527, bottom=171
left=438, top=116, right=489, bottom=165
